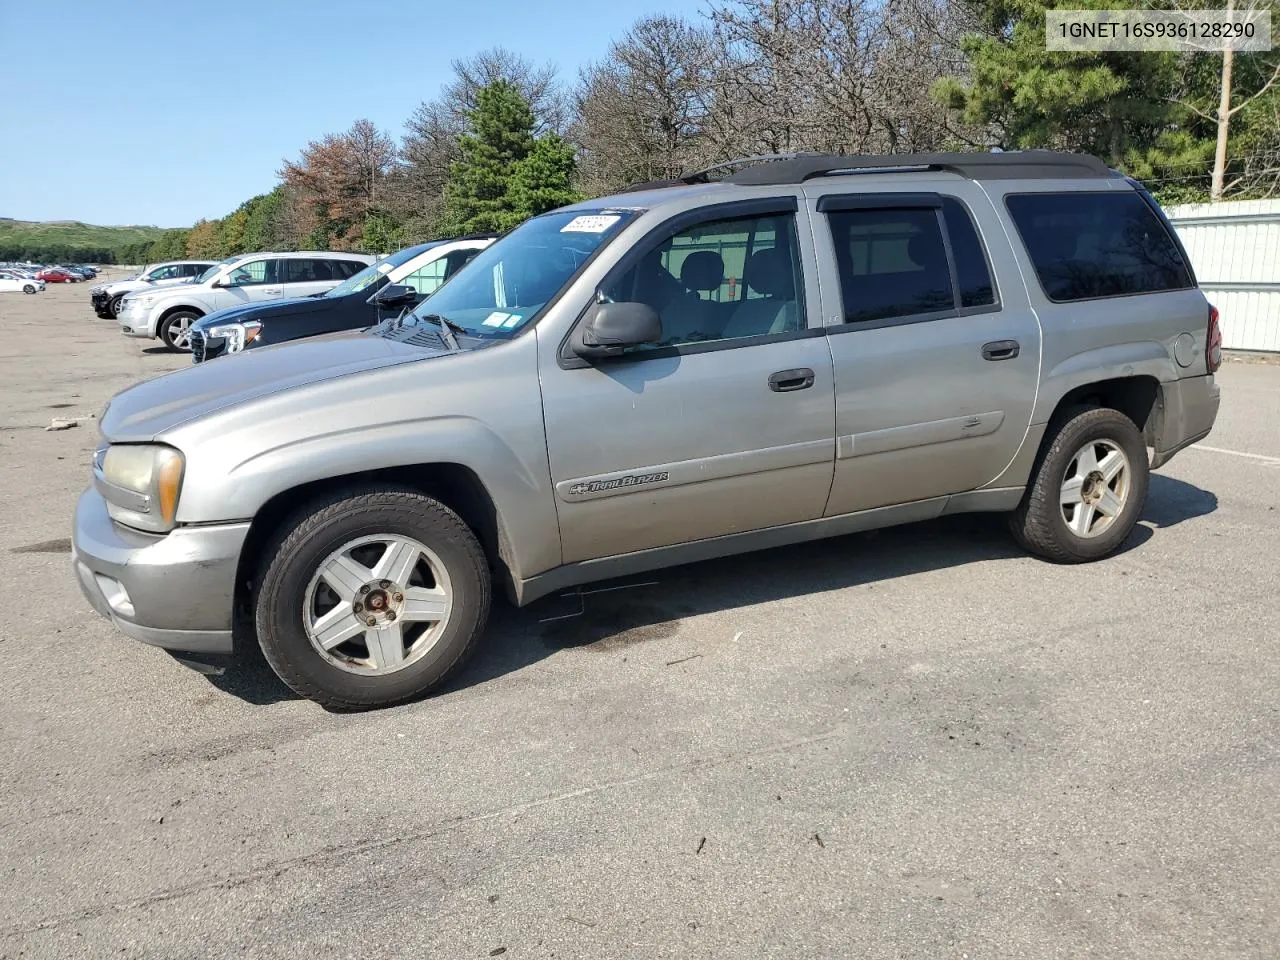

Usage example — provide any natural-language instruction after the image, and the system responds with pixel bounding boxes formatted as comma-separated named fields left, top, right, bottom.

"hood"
left=192, top=295, right=334, bottom=331
left=101, top=331, right=442, bottom=442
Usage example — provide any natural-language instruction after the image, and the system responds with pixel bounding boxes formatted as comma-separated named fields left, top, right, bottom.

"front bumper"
left=117, top=309, right=153, bottom=338
left=90, top=291, right=109, bottom=312
left=72, top=489, right=250, bottom=654
left=1150, top=374, right=1221, bottom=468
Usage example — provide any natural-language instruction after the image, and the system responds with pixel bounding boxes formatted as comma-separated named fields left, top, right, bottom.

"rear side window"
left=942, top=199, right=996, bottom=308
left=1005, top=192, right=1193, bottom=302
left=826, top=202, right=999, bottom=325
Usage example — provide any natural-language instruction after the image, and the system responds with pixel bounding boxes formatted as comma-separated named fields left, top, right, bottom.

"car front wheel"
left=1011, top=405, right=1150, bottom=563
left=23, top=284, right=35, bottom=294
left=254, top=488, right=491, bottom=710
left=107, top=293, right=126, bottom=317
left=159, top=310, right=201, bottom=351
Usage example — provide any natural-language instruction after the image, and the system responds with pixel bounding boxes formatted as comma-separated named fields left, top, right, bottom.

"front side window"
left=827, top=207, right=954, bottom=324
left=395, top=210, right=634, bottom=339
left=601, top=211, right=805, bottom=351
left=147, top=265, right=180, bottom=281
left=1005, top=191, right=1193, bottom=302
left=226, top=258, right=279, bottom=286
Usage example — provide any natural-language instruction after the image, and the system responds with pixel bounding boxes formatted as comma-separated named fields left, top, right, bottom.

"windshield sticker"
left=561, top=214, right=621, bottom=234
left=501, top=314, right=523, bottom=328
left=482, top=311, right=511, bottom=327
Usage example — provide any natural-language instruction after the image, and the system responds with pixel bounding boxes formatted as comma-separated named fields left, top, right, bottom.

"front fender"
left=165, top=337, right=561, bottom=582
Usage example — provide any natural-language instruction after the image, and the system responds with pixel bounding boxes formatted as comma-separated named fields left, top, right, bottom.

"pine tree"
left=510, top=133, right=582, bottom=220
left=444, top=81, right=580, bottom=233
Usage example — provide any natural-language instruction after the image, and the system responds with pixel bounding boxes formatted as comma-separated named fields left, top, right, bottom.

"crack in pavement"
left=2, top=725, right=844, bottom=940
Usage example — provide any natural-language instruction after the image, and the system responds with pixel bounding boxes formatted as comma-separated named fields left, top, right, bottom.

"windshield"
left=396, top=211, right=633, bottom=338
left=195, top=256, right=241, bottom=285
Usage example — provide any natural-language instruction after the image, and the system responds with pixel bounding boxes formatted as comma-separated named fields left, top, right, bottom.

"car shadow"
left=141, top=346, right=175, bottom=356
left=1141, top=472, right=1218, bottom=527
left=193, top=474, right=1216, bottom=707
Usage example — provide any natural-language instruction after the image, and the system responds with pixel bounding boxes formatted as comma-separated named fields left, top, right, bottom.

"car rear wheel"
left=159, top=310, right=201, bottom=351
left=1010, top=406, right=1149, bottom=563
left=254, top=487, right=491, bottom=710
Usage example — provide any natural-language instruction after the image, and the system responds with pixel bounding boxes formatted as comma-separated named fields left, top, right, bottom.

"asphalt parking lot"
left=1, top=278, right=1277, bottom=959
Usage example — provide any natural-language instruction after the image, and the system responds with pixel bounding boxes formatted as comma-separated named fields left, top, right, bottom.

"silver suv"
left=90, top=261, right=217, bottom=318
left=117, top=251, right=375, bottom=351
left=72, top=151, right=1221, bottom=709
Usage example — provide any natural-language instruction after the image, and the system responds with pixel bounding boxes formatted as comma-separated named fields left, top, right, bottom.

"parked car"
left=117, top=251, right=376, bottom=351
left=60, top=265, right=94, bottom=280
left=73, top=150, right=1221, bottom=709
left=90, top=260, right=217, bottom=318
left=37, top=268, right=77, bottom=283
left=189, top=235, right=496, bottom=363
left=0, top=273, right=44, bottom=294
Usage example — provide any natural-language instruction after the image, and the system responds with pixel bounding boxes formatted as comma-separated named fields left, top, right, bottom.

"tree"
left=573, top=16, right=718, bottom=193
left=185, top=220, right=222, bottom=258
left=934, top=0, right=1182, bottom=162
left=281, top=118, right=398, bottom=247
left=443, top=81, right=538, bottom=233
left=396, top=49, right=568, bottom=239
left=509, top=133, right=583, bottom=218
left=218, top=209, right=248, bottom=255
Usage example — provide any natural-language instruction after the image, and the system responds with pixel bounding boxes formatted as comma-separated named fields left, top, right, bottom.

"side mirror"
left=374, top=283, right=418, bottom=306
left=572, top=301, right=662, bottom=359
left=211, top=276, right=229, bottom=288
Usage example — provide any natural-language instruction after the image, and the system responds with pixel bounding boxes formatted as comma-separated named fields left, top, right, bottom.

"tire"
left=1010, top=405, right=1150, bottom=563
left=107, top=293, right=126, bottom=317
left=254, top=487, right=491, bottom=710
left=159, top=310, right=201, bottom=351
left=23, top=284, right=35, bottom=294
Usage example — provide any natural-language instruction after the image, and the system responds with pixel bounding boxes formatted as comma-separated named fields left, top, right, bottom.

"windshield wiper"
left=419, top=313, right=464, bottom=351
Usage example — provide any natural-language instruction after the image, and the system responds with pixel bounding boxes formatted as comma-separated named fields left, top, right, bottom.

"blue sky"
left=0, top=0, right=689, bottom=228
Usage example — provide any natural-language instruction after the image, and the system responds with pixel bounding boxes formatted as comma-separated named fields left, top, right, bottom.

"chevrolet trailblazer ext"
left=73, top=151, right=1221, bottom=709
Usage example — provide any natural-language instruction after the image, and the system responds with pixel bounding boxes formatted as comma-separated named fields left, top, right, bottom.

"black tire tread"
left=1010, top=405, right=1148, bottom=564
left=254, top=487, right=490, bottom=710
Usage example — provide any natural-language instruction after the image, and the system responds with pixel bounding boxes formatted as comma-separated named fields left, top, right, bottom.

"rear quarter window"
left=1005, top=191, right=1193, bottom=303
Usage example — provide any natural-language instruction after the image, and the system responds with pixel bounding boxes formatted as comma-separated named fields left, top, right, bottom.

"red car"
left=37, top=268, right=78, bottom=283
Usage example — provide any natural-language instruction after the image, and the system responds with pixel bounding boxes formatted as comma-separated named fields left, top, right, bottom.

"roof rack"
left=618, top=150, right=1114, bottom=191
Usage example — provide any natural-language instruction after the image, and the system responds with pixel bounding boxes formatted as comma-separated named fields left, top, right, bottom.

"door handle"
left=768, top=368, right=815, bottom=392
left=981, top=340, right=1020, bottom=361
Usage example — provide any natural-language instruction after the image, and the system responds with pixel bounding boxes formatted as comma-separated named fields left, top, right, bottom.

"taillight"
left=1207, top=304, right=1222, bottom=373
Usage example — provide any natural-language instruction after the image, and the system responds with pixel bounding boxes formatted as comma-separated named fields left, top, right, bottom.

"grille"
left=190, top=330, right=205, bottom=364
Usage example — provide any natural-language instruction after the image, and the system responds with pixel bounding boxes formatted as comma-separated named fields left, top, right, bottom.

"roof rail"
left=618, top=150, right=1114, bottom=191
left=724, top=150, right=1115, bottom=185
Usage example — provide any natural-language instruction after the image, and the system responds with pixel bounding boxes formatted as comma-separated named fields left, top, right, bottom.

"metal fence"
left=1166, top=199, right=1280, bottom=353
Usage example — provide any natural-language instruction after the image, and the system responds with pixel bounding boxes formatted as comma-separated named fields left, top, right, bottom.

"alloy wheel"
left=302, top=534, right=453, bottom=675
left=1059, top=438, right=1131, bottom=539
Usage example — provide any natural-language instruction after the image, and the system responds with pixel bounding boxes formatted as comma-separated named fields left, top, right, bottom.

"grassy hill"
left=0, top=218, right=174, bottom=261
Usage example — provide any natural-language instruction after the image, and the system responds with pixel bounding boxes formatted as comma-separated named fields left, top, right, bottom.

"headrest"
left=680, top=250, right=724, bottom=292
left=744, top=248, right=794, bottom=298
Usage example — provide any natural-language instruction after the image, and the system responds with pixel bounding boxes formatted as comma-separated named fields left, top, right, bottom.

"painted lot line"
left=1186, top=443, right=1280, bottom=467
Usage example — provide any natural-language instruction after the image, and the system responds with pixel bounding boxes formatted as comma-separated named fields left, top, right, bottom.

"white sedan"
left=0, top=273, right=45, bottom=294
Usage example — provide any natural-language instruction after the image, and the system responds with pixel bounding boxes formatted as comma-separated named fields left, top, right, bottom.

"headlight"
left=98, top=444, right=185, bottom=533
left=134, top=295, right=155, bottom=307
left=205, top=320, right=262, bottom=353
